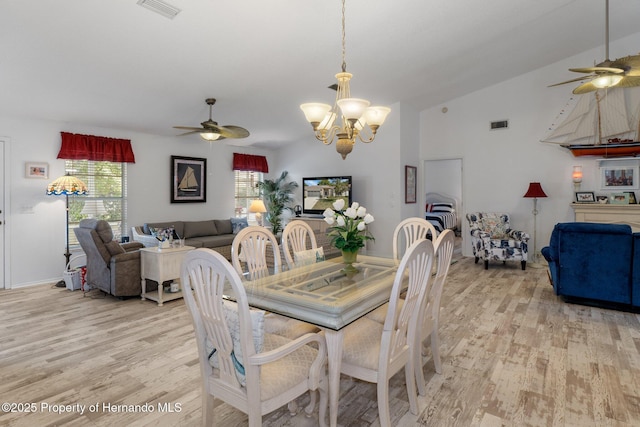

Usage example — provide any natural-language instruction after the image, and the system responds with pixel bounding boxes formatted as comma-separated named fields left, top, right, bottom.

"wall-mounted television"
left=302, top=176, right=352, bottom=216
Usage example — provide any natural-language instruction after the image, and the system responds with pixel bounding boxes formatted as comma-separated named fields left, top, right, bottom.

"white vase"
left=158, top=240, right=170, bottom=249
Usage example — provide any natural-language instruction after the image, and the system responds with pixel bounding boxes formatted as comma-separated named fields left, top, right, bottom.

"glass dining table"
left=232, top=255, right=399, bottom=427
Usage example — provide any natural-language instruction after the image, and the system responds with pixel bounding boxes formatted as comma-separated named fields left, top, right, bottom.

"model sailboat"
left=178, top=166, right=198, bottom=192
left=542, top=87, right=640, bottom=157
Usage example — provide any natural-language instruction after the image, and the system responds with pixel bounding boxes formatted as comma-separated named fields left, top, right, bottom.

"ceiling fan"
left=549, top=0, right=640, bottom=94
left=173, top=98, right=250, bottom=141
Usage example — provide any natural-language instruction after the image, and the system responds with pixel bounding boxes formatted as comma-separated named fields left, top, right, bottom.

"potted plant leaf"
left=257, top=171, right=298, bottom=235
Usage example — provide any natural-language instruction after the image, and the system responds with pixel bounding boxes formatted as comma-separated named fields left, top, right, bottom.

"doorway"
left=423, top=157, right=463, bottom=250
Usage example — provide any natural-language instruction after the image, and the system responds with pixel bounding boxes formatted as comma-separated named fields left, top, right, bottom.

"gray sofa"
left=131, top=219, right=245, bottom=260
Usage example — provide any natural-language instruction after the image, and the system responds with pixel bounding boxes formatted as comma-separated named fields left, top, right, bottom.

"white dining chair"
left=414, top=229, right=455, bottom=396
left=392, top=217, right=438, bottom=264
left=232, top=225, right=319, bottom=340
left=339, top=239, right=434, bottom=427
left=181, top=248, right=329, bottom=427
left=281, top=220, right=320, bottom=269
left=231, top=226, right=282, bottom=279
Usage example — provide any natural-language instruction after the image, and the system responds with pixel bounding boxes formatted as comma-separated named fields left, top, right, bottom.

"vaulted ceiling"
left=1, top=0, right=639, bottom=149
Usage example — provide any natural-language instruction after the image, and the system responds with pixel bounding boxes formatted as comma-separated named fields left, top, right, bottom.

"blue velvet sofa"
left=541, top=222, right=640, bottom=310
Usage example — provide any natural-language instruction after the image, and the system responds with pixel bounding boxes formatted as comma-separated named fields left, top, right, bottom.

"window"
left=66, top=160, right=127, bottom=245
left=234, top=170, right=262, bottom=220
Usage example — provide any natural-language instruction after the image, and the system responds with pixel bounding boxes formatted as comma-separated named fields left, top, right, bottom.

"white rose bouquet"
left=323, top=199, right=375, bottom=252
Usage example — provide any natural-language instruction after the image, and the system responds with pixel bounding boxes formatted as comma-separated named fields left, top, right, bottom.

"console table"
left=571, top=203, right=640, bottom=232
left=140, top=245, right=194, bottom=306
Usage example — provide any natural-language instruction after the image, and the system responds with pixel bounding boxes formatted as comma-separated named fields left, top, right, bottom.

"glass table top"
left=227, top=255, right=399, bottom=330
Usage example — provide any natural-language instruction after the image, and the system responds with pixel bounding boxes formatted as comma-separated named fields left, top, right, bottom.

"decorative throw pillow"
left=430, top=202, right=454, bottom=213
left=149, top=226, right=175, bottom=241
left=294, top=247, right=325, bottom=266
left=481, top=217, right=508, bottom=239
left=204, top=300, right=265, bottom=386
left=230, top=217, right=249, bottom=234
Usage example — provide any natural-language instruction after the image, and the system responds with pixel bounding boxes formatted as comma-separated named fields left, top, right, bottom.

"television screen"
left=302, top=176, right=352, bottom=215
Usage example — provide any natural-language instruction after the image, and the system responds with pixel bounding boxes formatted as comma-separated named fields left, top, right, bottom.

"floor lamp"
left=523, top=182, right=547, bottom=266
left=47, top=173, right=88, bottom=286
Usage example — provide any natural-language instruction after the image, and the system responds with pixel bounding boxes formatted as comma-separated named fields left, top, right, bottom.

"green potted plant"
left=257, top=171, right=298, bottom=235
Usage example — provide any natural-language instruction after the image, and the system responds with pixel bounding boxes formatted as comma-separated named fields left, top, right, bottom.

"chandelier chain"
left=341, top=0, right=346, bottom=72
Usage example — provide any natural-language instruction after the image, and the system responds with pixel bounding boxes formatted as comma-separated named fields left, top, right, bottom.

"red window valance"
left=57, top=132, right=136, bottom=163
left=233, top=153, right=268, bottom=173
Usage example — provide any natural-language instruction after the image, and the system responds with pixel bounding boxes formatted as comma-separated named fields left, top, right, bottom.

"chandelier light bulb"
left=337, top=98, right=370, bottom=120
left=363, top=106, right=391, bottom=127
left=300, top=103, right=332, bottom=125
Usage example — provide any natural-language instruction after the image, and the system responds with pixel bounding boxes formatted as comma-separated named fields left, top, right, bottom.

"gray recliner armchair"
left=74, top=219, right=144, bottom=297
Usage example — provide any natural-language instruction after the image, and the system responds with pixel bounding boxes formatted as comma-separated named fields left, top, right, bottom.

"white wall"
left=0, top=116, right=273, bottom=287
left=4, top=30, right=640, bottom=285
left=421, top=31, right=640, bottom=258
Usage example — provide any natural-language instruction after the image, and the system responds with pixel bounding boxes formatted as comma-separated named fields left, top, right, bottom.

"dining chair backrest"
left=340, top=238, right=434, bottom=426
left=181, top=247, right=329, bottom=427
left=392, top=217, right=438, bottom=264
left=231, top=226, right=282, bottom=279
left=281, top=220, right=318, bottom=268
left=414, top=228, right=455, bottom=396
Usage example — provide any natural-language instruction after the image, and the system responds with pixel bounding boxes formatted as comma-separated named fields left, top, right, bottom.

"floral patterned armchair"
left=466, top=212, right=529, bottom=270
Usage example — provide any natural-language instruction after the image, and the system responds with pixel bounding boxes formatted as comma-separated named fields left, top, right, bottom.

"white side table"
left=140, top=246, right=194, bottom=306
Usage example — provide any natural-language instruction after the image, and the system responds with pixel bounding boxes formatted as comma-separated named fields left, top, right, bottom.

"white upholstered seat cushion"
left=259, top=333, right=320, bottom=400
left=205, top=332, right=321, bottom=401
left=264, top=313, right=320, bottom=340
left=365, top=299, right=404, bottom=324
left=341, top=317, right=384, bottom=370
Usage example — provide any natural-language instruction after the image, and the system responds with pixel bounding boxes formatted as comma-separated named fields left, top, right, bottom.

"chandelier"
left=300, top=0, right=390, bottom=160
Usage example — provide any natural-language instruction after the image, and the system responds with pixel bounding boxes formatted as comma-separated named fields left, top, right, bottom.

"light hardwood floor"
left=2, top=254, right=640, bottom=426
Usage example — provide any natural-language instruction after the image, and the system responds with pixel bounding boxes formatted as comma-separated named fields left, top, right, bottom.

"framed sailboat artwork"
left=171, top=155, right=206, bottom=203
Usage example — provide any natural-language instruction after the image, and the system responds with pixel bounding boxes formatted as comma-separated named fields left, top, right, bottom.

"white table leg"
left=323, top=328, right=343, bottom=427
left=141, top=277, right=146, bottom=301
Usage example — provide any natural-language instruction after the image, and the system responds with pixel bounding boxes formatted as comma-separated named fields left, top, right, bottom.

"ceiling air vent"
left=490, top=120, right=508, bottom=130
left=137, top=0, right=181, bottom=19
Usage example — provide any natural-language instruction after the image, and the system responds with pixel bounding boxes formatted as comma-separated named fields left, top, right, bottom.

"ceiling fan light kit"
left=300, top=0, right=390, bottom=160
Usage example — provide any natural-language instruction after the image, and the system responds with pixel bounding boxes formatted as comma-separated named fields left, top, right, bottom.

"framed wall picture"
left=600, top=165, right=639, bottom=190
left=575, top=191, right=595, bottom=203
left=25, top=162, right=49, bottom=179
left=405, top=165, right=417, bottom=204
left=171, top=156, right=206, bottom=203
left=610, top=193, right=630, bottom=205
left=624, top=191, right=637, bottom=204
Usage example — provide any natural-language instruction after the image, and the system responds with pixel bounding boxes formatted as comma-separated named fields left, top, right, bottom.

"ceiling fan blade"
left=548, top=75, right=596, bottom=87
left=218, top=125, right=250, bottom=139
left=569, top=66, right=624, bottom=74
left=614, top=76, right=640, bottom=88
left=176, top=130, right=202, bottom=136
left=609, top=54, right=640, bottom=76
left=173, top=126, right=204, bottom=131
left=572, top=81, right=599, bottom=95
